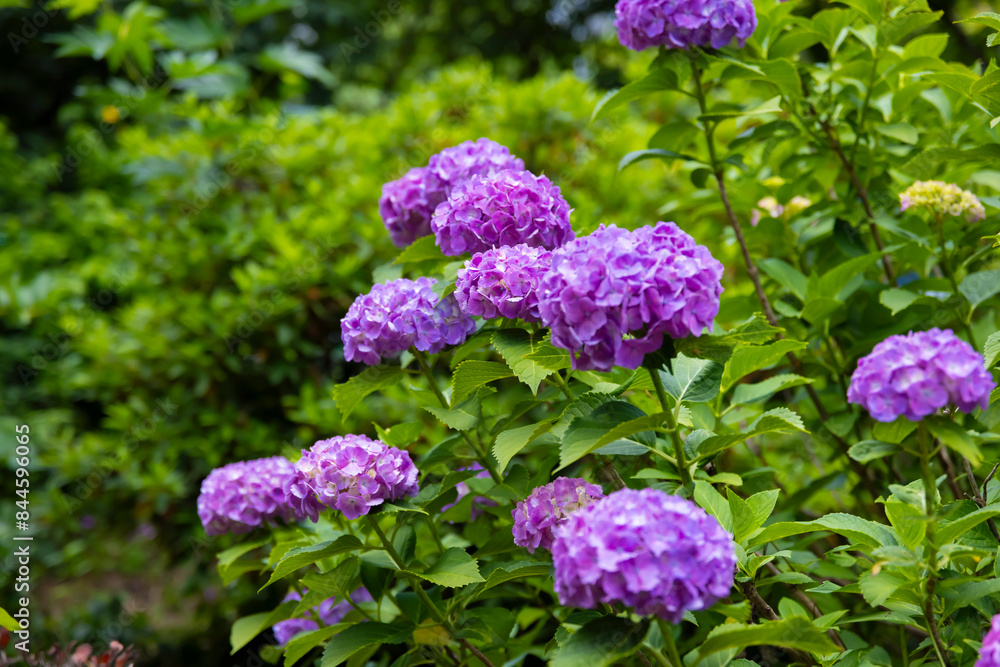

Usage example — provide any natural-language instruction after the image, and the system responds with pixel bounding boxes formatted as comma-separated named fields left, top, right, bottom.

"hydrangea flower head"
left=272, top=588, right=373, bottom=646
left=900, top=181, right=986, bottom=223
left=285, top=434, right=419, bottom=521
left=440, top=464, right=497, bottom=521
left=614, top=0, right=757, bottom=51
left=197, top=457, right=301, bottom=536
left=455, top=244, right=552, bottom=322
left=512, top=478, right=605, bottom=553
left=431, top=170, right=574, bottom=256
left=379, top=139, right=524, bottom=247
left=978, top=615, right=1000, bottom=667
left=537, top=222, right=723, bottom=371
left=847, top=328, right=996, bottom=422
left=342, top=277, right=476, bottom=365
left=552, top=488, right=735, bottom=622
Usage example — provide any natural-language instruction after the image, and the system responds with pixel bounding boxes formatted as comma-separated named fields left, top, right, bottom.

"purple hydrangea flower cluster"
left=285, top=435, right=419, bottom=521
left=977, top=615, right=1000, bottom=667
left=614, top=0, right=757, bottom=51
left=847, top=328, right=996, bottom=423
left=439, top=464, right=497, bottom=521
left=551, top=488, right=736, bottom=623
left=537, top=222, right=724, bottom=371
left=455, top=244, right=552, bottom=322
left=341, top=277, right=476, bottom=365
left=272, top=588, right=373, bottom=646
left=379, top=139, right=525, bottom=247
left=430, top=169, right=574, bottom=256
left=512, top=478, right=605, bottom=553
left=197, top=457, right=301, bottom=536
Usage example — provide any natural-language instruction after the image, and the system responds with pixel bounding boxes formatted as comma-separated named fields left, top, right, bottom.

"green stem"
left=412, top=348, right=503, bottom=484
left=658, top=619, right=684, bottom=667
left=650, top=367, right=692, bottom=486
left=550, top=370, right=576, bottom=401
left=917, top=424, right=951, bottom=667
left=935, top=213, right=978, bottom=348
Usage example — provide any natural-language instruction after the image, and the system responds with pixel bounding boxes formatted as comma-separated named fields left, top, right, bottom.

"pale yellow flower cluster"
left=899, top=180, right=986, bottom=222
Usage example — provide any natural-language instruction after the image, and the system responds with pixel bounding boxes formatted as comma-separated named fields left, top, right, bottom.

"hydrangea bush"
left=197, top=0, right=1000, bottom=665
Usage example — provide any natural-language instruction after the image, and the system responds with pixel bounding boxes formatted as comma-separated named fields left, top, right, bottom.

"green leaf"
left=985, top=331, right=1000, bottom=370
left=231, top=601, right=298, bottom=654
left=300, top=558, right=361, bottom=602
left=880, top=10, right=942, bottom=46
left=450, top=360, right=513, bottom=406
left=731, top=374, right=812, bottom=405
left=493, top=420, right=556, bottom=473
left=810, top=253, right=881, bottom=301
left=423, top=391, right=484, bottom=431
left=592, top=68, right=680, bottom=122
left=693, top=408, right=807, bottom=461
left=320, top=622, right=413, bottom=666
left=746, top=489, right=780, bottom=528
left=660, top=354, right=724, bottom=403
left=695, top=480, right=734, bottom=533
left=770, top=28, right=823, bottom=59
left=285, top=625, right=348, bottom=667
left=926, top=417, right=982, bottom=467
left=618, top=148, right=702, bottom=171
left=0, top=607, right=18, bottom=632
left=749, top=513, right=897, bottom=549
left=259, top=44, right=335, bottom=87
left=958, top=12, right=1000, bottom=31
left=689, top=617, right=838, bottom=664
left=879, top=288, right=920, bottom=316
left=848, top=440, right=900, bottom=463
left=394, top=235, right=445, bottom=264
left=374, top=421, right=424, bottom=448
left=872, top=418, right=917, bottom=444
left=721, top=340, right=806, bottom=394
left=333, top=366, right=404, bottom=421
left=551, top=616, right=650, bottom=667
left=492, top=329, right=558, bottom=394
left=649, top=121, right=701, bottom=152
left=759, top=259, right=808, bottom=301
left=875, top=123, right=919, bottom=144
left=938, top=507, right=1000, bottom=546
left=728, top=489, right=757, bottom=543
left=959, top=269, right=1000, bottom=310
left=884, top=501, right=926, bottom=549
left=838, top=0, right=882, bottom=22
left=860, top=571, right=906, bottom=607
left=477, top=562, right=551, bottom=596
left=412, top=547, right=485, bottom=587
left=559, top=401, right=651, bottom=470
left=262, top=535, right=365, bottom=590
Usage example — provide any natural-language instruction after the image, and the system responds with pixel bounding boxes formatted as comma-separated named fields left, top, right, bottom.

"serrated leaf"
left=493, top=420, right=556, bottom=473
left=394, top=235, right=444, bottom=264
left=423, top=391, right=483, bottom=431
left=728, top=489, right=757, bottom=544
left=592, top=68, right=680, bottom=122
left=883, top=501, right=926, bottom=550
left=477, top=562, right=551, bottom=596
left=746, top=489, right=780, bottom=529
left=373, top=421, right=423, bottom=448
left=985, top=332, right=1000, bottom=370
left=748, top=513, right=897, bottom=549
left=721, top=340, right=806, bottom=393
left=879, top=288, right=920, bottom=316
left=550, top=616, right=650, bottom=667
left=938, top=507, right=1000, bottom=546
left=731, top=374, right=812, bottom=405
left=860, top=571, right=906, bottom=607
left=959, top=269, right=1000, bottom=309
left=320, top=622, right=413, bottom=666
left=492, top=329, right=558, bottom=394
left=693, top=408, right=806, bottom=461
left=689, top=618, right=838, bottom=664
left=660, top=354, right=724, bottom=403
left=695, top=480, right=734, bottom=533
left=284, top=625, right=349, bottom=667
left=262, top=535, right=365, bottom=590
left=411, top=547, right=485, bottom=587
left=848, top=440, right=900, bottom=463
left=333, top=366, right=404, bottom=421
left=450, top=360, right=513, bottom=406
left=558, top=400, right=651, bottom=470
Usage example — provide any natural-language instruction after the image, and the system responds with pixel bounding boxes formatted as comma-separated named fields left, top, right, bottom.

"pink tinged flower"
left=551, top=488, right=736, bottom=623
left=614, top=0, right=756, bottom=51
left=848, top=328, right=996, bottom=423
left=285, top=435, right=420, bottom=522
left=341, top=277, right=476, bottom=365
left=431, top=169, right=575, bottom=257
left=197, top=457, right=302, bottom=536
left=512, top=478, right=605, bottom=553
left=537, top=222, right=724, bottom=371
left=378, top=139, right=524, bottom=248
left=455, top=244, right=553, bottom=322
